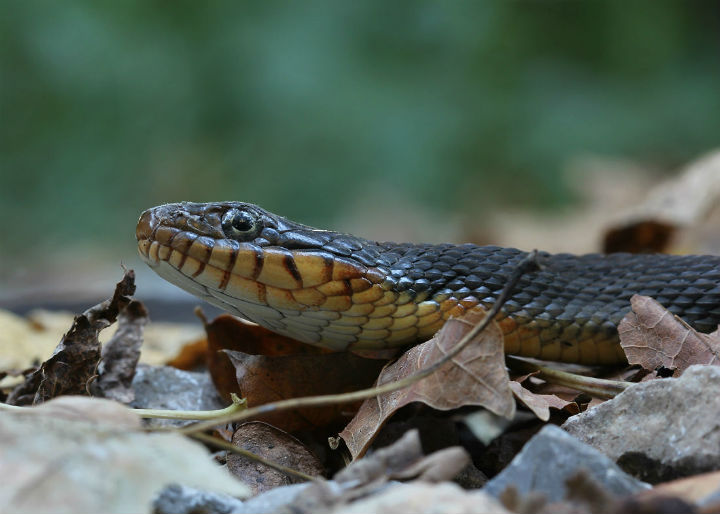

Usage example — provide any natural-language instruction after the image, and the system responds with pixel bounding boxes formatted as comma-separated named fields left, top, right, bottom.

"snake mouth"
left=136, top=208, right=156, bottom=261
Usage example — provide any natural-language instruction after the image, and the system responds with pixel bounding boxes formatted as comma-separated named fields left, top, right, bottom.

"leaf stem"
left=506, top=356, right=629, bottom=398
left=134, top=394, right=247, bottom=420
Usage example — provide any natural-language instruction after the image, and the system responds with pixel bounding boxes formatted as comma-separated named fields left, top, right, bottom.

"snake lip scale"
left=136, top=201, right=720, bottom=365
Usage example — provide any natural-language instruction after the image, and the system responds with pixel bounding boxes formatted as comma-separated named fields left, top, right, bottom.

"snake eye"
left=222, top=209, right=258, bottom=239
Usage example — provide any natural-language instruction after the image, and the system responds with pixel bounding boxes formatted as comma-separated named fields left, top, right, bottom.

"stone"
left=131, top=364, right=226, bottom=428
left=483, top=425, right=648, bottom=502
left=154, top=483, right=313, bottom=514
left=563, top=365, right=720, bottom=483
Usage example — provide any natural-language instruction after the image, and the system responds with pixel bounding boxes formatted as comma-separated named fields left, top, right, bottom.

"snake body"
left=136, top=202, right=720, bottom=365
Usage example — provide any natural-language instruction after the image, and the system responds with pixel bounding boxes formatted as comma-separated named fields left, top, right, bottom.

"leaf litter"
left=6, top=271, right=137, bottom=405
left=618, top=294, right=720, bottom=375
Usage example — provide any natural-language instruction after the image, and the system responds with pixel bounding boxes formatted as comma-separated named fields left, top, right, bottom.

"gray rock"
left=131, top=365, right=226, bottom=427
left=483, top=425, right=649, bottom=502
left=153, top=484, right=245, bottom=514
left=154, top=483, right=312, bottom=514
left=563, top=365, right=720, bottom=483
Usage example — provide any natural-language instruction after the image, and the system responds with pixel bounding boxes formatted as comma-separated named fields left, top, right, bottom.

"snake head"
left=136, top=202, right=401, bottom=351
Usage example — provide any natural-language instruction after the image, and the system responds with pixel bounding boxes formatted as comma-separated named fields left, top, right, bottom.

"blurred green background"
left=2, top=1, right=720, bottom=304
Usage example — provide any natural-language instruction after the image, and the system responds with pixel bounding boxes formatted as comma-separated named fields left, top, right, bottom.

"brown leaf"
left=227, top=348, right=386, bottom=432
left=509, top=380, right=579, bottom=422
left=604, top=220, right=675, bottom=254
left=603, top=150, right=720, bottom=253
left=340, top=309, right=514, bottom=459
left=392, top=447, right=471, bottom=483
left=7, top=271, right=136, bottom=405
left=92, top=300, right=148, bottom=403
left=636, top=469, right=720, bottom=504
left=165, top=338, right=209, bottom=370
left=203, top=315, right=333, bottom=402
left=226, top=421, right=323, bottom=495
left=618, top=294, right=720, bottom=374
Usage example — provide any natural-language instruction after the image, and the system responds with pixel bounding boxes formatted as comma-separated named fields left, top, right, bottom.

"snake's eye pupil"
left=232, top=213, right=254, bottom=232
left=222, top=209, right=256, bottom=237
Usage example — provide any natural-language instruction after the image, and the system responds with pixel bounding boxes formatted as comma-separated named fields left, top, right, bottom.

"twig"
left=190, top=432, right=316, bottom=482
left=506, top=356, right=629, bottom=399
left=174, top=251, right=541, bottom=435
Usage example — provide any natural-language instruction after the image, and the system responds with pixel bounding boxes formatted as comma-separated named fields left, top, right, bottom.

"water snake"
left=136, top=201, right=720, bottom=365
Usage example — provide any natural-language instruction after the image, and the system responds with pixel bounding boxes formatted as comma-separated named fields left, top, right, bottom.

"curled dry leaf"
left=510, top=373, right=579, bottom=422
left=618, top=295, right=720, bottom=375
left=340, top=309, right=514, bottom=459
left=336, top=429, right=469, bottom=486
left=604, top=150, right=720, bottom=253
left=635, top=469, right=720, bottom=505
left=226, top=421, right=323, bottom=495
left=7, top=271, right=136, bottom=405
left=92, top=300, right=148, bottom=403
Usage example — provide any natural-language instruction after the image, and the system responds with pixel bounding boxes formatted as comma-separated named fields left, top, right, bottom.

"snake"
left=136, top=201, right=720, bottom=365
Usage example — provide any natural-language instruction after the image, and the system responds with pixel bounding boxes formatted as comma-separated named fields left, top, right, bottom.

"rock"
left=154, top=483, right=312, bottom=514
left=563, top=365, right=720, bottom=483
left=131, top=365, right=226, bottom=428
left=483, top=425, right=648, bottom=502
left=153, top=484, right=245, bottom=514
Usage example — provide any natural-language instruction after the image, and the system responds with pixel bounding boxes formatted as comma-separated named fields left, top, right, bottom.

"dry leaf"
left=226, top=421, right=323, bottom=495
left=0, top=309, right=204, bottom=373
left=335, top=429, right=469, bottom=486
left=92, top=300, right=148, bottom=403
left=604, top=221, right=675, bottom=254
left=203, top=314, right=335, bottom=402
left=165, top=338, right=209, bottom=370
left=618, top=294, right=720, bottom=374
left=635, top=470, right=720, bottom=505
left=340, top=310, right=514, bottom=459
left=227, top=349, right=385, bottom=432
left=392, top=447, right=471, bottom=483
left=604, top=150, right=720, bottom=253
left=509, top=373, right=579, bottom=421
left=7, top=271, right=136, bottom=405
left=509, top=382, right=579, bottom=422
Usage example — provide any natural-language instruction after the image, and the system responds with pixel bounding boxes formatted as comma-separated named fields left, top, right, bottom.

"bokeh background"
left=2, top=1, right=720, bottom=313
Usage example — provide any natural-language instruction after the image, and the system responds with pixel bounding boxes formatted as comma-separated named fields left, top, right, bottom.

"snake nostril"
left=136, top=209, right=156, bottom=242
